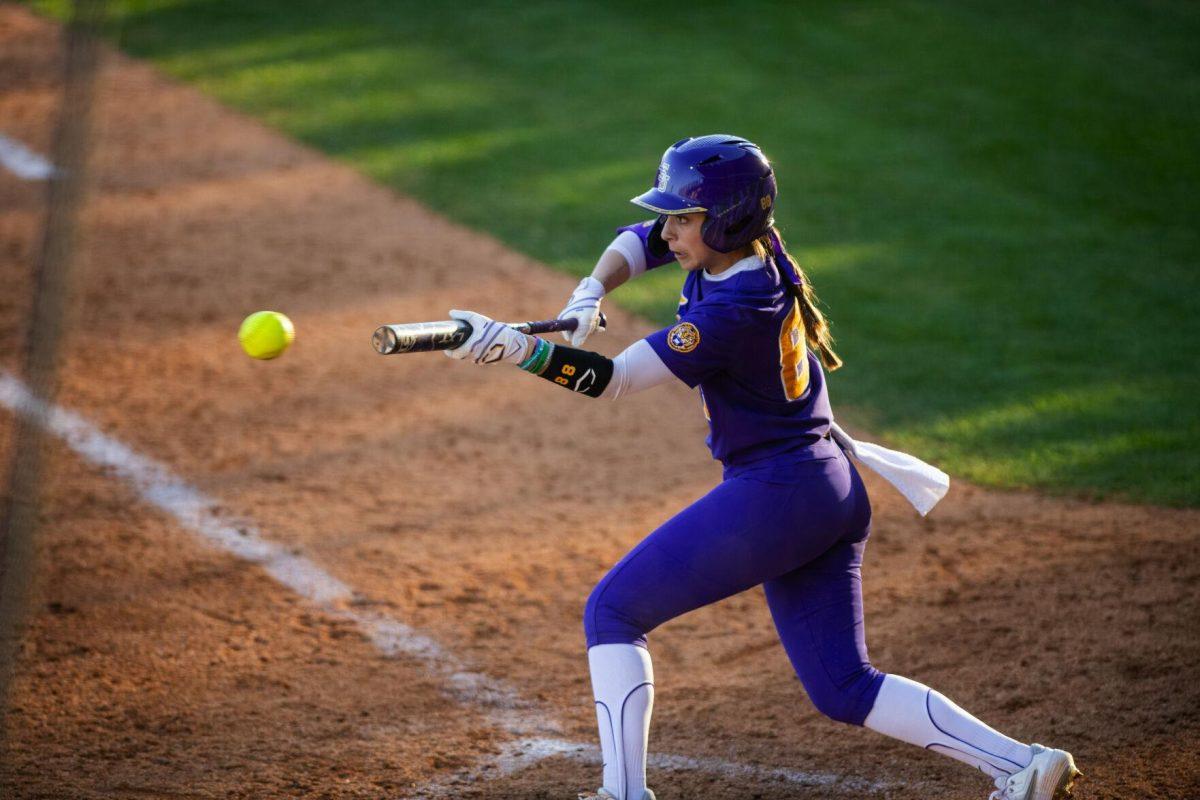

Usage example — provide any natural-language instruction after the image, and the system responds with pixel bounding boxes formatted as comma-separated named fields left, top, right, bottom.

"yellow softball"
left=238, top=311, right=295, bottom=360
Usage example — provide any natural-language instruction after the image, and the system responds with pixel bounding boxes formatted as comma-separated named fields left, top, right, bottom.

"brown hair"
left=751, top=228, right=843, bottom=371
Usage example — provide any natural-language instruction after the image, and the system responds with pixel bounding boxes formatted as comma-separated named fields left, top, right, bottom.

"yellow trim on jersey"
left=778, top=299, right=810, bottom=401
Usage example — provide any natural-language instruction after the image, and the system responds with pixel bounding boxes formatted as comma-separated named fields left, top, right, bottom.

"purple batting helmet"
left=632, top=134, right=777, bottom=253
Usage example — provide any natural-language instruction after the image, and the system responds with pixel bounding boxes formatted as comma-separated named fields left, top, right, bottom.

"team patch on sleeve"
left=668, top=321, right=701, bottom=353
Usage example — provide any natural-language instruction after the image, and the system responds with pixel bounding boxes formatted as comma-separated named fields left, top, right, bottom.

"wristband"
left=518, top=338, right=553, bottom=375
left=535, top=343, right=614, bottom=398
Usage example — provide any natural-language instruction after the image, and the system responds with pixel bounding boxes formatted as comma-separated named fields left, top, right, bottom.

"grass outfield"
left=31, top=1, right=1200, bottom=506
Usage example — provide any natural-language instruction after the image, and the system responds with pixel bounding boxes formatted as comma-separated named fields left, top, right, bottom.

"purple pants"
left=584, top=447, right=885, bottom=726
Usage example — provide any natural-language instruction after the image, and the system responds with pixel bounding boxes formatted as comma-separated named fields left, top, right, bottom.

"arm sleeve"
left=520, top=338, right=671, bottom=400
left=613, top=218, right=677, bottom=277
left=600, top=339, right=675, bottom=400
left=606, top=231, right=647, bottom=277
left=643, top=305, right=748, bottom=389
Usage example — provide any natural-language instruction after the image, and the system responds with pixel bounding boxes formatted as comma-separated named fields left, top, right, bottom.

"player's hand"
left=557, top=276, right=605, bottom=347
left=444, top=310, right=532, bottom=365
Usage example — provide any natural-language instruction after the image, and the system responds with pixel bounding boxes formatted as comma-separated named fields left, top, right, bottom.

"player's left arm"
left=445, top=310, right=672, bottom=399
left=524, top=337, right=672, bottom=398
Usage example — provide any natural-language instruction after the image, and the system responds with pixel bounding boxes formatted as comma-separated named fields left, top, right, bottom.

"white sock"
left=588, top=644, right=654, bottom=800
left=863, top=674, right=1033, bottom=780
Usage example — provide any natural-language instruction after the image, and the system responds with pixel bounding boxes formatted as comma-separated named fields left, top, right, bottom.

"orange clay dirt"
left=1, top=7, right=1198, bottom=799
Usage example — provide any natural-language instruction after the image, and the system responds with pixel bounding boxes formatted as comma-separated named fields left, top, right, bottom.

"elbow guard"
left=518, top=338, right=613, bottom=398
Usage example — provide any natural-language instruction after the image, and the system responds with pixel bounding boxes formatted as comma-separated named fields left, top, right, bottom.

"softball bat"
left=371, top=313, right=607, bottom=355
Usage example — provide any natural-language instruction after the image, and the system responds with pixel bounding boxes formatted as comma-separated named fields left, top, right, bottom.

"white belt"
left=830, top=421, right=949, bottom=517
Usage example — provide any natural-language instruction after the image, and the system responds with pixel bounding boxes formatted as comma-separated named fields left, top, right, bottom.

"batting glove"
left=444, top=310, right=533, bottom=365
left=557, top=276, right=605, bottom=347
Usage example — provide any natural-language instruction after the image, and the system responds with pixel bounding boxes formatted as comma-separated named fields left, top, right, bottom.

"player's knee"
left=583, top=580, right=646, bottom=648
left=804, top=664, right=885, bottom=726
left=808, top=687, right=866, bottom=725
left=583, top=582, right=604, bottom=641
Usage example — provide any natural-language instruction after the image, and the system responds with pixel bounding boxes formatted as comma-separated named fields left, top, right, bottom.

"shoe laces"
left=988, top=773, right=1015, bottom=800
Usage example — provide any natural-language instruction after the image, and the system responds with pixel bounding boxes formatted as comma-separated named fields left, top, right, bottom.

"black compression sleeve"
left=532, top=341, right=614, bottom=398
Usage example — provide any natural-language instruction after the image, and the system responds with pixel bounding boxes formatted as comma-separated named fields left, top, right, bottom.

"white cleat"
left=989, top=744, right=1082, bottom=800
left=577, top=791, right=656, bottom=800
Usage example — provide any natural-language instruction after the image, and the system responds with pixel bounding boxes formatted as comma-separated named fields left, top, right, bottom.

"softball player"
left=445, top=135, right=1080, bottom=800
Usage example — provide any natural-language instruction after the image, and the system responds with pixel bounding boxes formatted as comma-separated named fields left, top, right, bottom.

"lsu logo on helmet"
left=668, top=322, right=701, bottom=353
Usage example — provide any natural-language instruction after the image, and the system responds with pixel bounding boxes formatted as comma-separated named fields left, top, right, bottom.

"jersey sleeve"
left=615, top=218, right=677, bottom=275
left=643, top=305, right=748, bottom=389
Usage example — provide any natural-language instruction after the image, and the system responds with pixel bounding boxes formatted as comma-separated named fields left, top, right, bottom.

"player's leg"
left=585, top=643, right=654, bottom=800
left=765, top=541, right=1034, bottom=779
left=585, top=459, right=862, bottom=648
left=864, top=674, right=1083, bottom=799
left=762, top=531, right=885, bottom=727
left=865, top=674, right=1032, bottom=778
left=583, top=468, right=856, bottom=800
left=766, top=459, right=1077, bottom=797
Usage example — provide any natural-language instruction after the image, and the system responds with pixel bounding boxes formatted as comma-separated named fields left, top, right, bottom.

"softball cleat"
left=989, top=743, right=1082, bottom=800
left=577, top=790, right=656, bottom=800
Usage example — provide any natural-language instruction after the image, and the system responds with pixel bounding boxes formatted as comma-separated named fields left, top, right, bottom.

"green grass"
left=31, top=0, right=1200, bottom=505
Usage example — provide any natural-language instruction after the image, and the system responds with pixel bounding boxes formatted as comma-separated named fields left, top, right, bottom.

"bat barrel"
left=372, top=320, right=471, bottom=354
left=370, top=326, right=398, bottom=354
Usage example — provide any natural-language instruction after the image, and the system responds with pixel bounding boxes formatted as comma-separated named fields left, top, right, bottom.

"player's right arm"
left=557, top=218, right=677, bottom=347
left=611, top=217, right=678, bottom=278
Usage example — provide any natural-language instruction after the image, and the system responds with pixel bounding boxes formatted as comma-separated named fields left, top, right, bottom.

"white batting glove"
left=557, top=276, right=605, bottom=347
left=444, top=310, right=532, bottom=365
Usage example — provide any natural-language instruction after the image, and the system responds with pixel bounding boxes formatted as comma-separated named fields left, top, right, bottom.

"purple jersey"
left=641, top=251, right=834, bottom=468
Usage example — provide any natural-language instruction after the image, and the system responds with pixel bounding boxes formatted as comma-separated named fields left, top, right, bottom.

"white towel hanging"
left=829, top=421, right=949, bottom=517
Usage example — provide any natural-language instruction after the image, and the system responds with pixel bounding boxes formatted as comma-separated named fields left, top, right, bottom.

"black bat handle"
left=513, top=312, right=608, bottom=336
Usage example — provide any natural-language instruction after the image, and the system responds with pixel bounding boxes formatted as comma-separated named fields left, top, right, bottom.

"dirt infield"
left=2, top=6, right=1198, bottom=798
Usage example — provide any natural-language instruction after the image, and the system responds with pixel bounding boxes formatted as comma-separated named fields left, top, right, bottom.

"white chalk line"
left=415, top=738, right=889, bottom=798
left=0, top=372, right=531, bottom=726
left=1, top=379, right=898, bottom=792
left=414, top=738, right=586, bottom=798
left=0, top=133, right=57, bottom=180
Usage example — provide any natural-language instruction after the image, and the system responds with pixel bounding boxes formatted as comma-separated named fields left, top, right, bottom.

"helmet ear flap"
left=702, top=212, right=752, bottom=254
left=699, top=215, right=718, bottom=250
left=724, top=214, right=752, bottom=238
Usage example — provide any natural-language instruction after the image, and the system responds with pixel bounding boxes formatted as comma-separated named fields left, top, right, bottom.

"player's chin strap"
left=830, top=421, right=950, bottom=516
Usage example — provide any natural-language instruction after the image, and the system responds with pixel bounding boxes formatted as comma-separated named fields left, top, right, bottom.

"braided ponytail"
left=756, top=228, right=843, bottom=372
